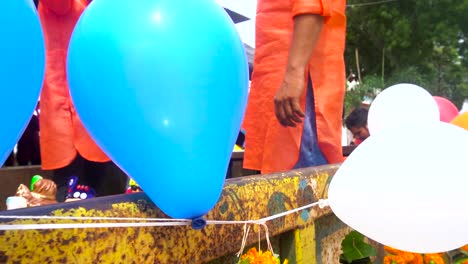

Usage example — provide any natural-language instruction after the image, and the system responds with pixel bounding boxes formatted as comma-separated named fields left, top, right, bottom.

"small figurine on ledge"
left=65, top=176, right=96, bottom=202
left=126, top=178, right=142, bottom=194
left=16, top=175, right=58, bottom=207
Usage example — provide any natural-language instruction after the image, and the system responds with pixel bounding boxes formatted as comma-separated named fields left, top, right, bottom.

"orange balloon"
left=450, top=112, right=468, bottom=130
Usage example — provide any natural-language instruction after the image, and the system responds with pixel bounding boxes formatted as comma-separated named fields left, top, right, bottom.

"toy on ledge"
left=15, top=175, right=58, bottom=207
left=65, top=176, right=96, bottom=202
left=125, top=178, right=142, bottom=194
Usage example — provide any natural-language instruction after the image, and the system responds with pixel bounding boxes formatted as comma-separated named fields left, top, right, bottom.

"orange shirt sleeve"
left=40, top=0, right=74, bottom=15
left=290, top=0, right=332, bottom=17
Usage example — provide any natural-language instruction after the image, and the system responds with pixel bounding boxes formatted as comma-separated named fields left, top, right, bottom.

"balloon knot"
left=191, top=217, right=207, bottom=230
left=318, top=199, right=329, bottom=209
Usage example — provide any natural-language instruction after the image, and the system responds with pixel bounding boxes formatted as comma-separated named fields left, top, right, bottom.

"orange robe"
left=243, top=0, right=346, bottom=173
left=38, top=0, right=109, bottom=170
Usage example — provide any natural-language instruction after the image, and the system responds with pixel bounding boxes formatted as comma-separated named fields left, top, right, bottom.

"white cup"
left=6, top=196, right=27, bottom=210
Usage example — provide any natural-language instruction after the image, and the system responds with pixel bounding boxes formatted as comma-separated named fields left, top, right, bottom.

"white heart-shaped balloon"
left=329, top=121, right=468, bottom=253
left=368, top=83, right=439, bottom=135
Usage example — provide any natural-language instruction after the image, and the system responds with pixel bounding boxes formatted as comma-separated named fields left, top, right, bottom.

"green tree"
left=345, top=0, right=468, bottom=108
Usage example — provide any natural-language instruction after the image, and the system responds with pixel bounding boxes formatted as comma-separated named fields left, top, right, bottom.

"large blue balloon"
left=68, top=0, right=249, bottom=219
left=0, top=0, right=44, bottom=166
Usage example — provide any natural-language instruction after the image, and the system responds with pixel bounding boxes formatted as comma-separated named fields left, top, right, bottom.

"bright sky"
left=215, top=0, right=257, bottom=19
left=216, top=0, right=257, bottom=48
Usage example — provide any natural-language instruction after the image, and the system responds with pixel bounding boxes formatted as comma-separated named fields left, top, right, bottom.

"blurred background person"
left=345, top=107, right=370, bottom=145
left=37, top=0, right=127, bottom=202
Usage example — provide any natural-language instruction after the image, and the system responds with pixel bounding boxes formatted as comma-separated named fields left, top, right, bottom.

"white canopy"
left=460, top=99, right=468, bottom=113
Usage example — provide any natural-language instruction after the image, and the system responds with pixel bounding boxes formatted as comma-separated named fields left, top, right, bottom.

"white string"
left=260, top=222, right=274, bottom=254
left=0, top=199, right=327, bottom=231
left=0, top=215, right=191, bottom=222
left=236, top=223, right=251, bottom=257
left=0, top=221, right=190, bottom=230
left=258, top=224, right=261, bottom=251
left=347, top=0, right=397, bottom=7
left=235, top=222, right=275, bottom=257
left=205, top=199, right=324, bottom=226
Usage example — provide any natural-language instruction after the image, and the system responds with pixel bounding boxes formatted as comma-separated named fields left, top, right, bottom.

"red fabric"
left=243, top=0, right=346, bottom=173
left=38, top=0, right=109, bottom=170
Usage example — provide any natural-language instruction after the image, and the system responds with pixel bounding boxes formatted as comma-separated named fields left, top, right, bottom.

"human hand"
left=274, top=68, right=306, bottom=127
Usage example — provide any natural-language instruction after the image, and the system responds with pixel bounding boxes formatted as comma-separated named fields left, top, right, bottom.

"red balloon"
left=433, top=96, right=459, bottom=122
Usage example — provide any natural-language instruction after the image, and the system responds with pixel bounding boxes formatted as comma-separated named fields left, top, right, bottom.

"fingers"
left=274, top=97, right=304, bottom=127
left=275, top=98, right=294, bottom=126
left=290, top=98, right=305, bottom=119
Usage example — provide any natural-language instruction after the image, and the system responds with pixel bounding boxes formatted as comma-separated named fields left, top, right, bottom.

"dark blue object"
left=191, top=217, right=207, bottom=230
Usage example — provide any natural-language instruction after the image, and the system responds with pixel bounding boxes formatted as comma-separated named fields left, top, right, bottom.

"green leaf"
left=237, top=259, right=251, bottom=264
left=454, top=257, right=468, bottom=264
left=341, top=231, right=377, bottom=263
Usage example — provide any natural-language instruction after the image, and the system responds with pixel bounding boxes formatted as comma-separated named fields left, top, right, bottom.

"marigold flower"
left=409, top=253, right=423, bottom=264
left=239, top=247, right=287, bottom=264
left=384, top=255, right=406, bottom=264
left=384, top=246, right=425, bottom=264
left=400, top=252, right=416, bottom=262
left=423, top=254, right=445, bottom=264
left=384, top=246, right=407, bottom=256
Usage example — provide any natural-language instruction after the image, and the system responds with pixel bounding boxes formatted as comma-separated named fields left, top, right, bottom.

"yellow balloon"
left=450, top=112, right=468, bottom=130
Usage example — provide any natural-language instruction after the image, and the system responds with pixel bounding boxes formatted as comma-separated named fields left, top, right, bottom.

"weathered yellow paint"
left=294, top=224, right=317, bottom=264
left=0, top=204, right=160, bottom=263
left=0, top=164, right=352, bottom=264
left=320, top=226, right=352, bottom=263
left=295, top=229, right=304, bottom=263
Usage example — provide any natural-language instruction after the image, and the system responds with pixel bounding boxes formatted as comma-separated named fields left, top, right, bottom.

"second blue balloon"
left=67, top=0, right=249, bottom=219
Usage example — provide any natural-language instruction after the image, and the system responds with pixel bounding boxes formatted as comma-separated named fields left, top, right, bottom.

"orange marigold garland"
left=423, top=254, right=445, bottom=264
left=343, top=233, right=468, bottom=263
left=412, top=253, right=424, bottom=264
left=236, top=223, right=288, bottom=264
left=238, top=248, right=288, bottom=264
left=383, top=246, right=446, bottom=264
left=461, top=244, right=468, bottom=253
left=384, top=255, right=407, bottom=264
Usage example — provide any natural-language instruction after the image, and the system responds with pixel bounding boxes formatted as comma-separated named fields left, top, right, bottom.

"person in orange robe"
left=38, top=0, right=127, bottom=201
left=243, top=0, right=347, bottom=173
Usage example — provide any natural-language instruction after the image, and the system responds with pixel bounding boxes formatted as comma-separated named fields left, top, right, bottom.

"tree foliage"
left=345, top=0, right=468, bottom=110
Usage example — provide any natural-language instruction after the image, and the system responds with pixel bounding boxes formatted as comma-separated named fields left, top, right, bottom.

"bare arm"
left=287, top=14, right=324, bottom=75
left=274, top=14, right=324, bottom=127
left=39, top=0, right=73, bottom=15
